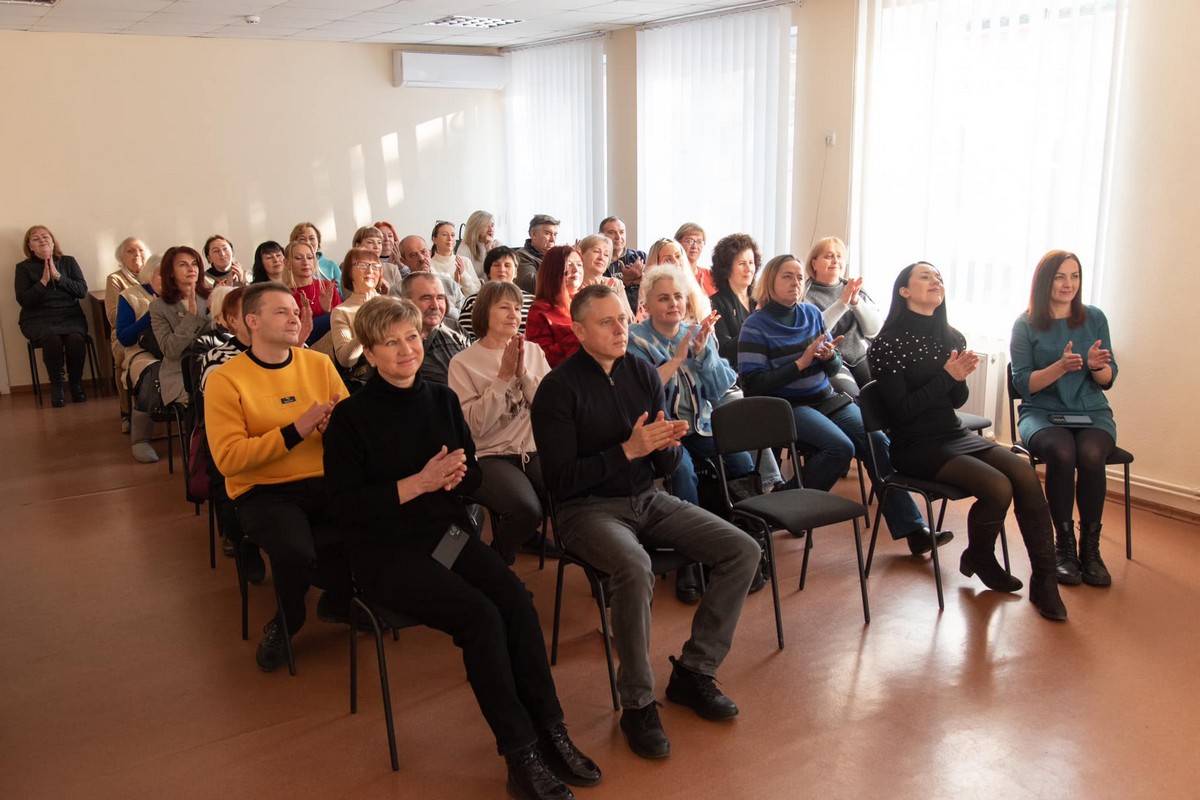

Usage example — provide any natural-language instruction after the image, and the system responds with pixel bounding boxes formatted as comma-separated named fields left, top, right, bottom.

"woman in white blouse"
left=431, top=220, right=481, bottom=297
left=456, top=210, right=500, bottom=281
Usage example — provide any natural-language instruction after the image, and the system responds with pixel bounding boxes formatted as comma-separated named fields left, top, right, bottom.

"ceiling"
left=0, top=0, right=761, bottom=48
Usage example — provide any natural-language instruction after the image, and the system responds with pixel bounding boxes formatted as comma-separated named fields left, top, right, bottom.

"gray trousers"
left=555, top=489, right=760, bottom=709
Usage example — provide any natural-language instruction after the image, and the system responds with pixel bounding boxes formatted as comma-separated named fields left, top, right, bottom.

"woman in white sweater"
left=803, top=235, right=883, bottom=394
left=448, top=281, right=551, bottom=563
left=456, top=210, right=501, bottom=281
left=431, top=220, right=482, bottom=297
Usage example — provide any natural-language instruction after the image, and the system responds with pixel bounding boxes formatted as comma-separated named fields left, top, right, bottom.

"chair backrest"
left=711, top=396, right=796, bottom=455
left=854, top=382, right=895, bottom=480
left=1005, top=363, right=1020, bottom=443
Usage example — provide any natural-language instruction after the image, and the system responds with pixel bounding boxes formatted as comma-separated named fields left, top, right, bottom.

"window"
left=852, top=0, right=1124, bottom=342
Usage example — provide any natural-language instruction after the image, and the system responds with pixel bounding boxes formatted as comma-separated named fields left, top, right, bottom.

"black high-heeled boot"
left=1015, top=507, right=1068, bottom=621
left=959, top=517, right=1023, bottom=592
left=1053, top=519, right=1082, bottom=585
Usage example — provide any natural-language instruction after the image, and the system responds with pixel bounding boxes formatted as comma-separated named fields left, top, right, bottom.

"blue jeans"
left=791, top=402, right=924, bottom=539
left=671, top=433, right=756, bottom=506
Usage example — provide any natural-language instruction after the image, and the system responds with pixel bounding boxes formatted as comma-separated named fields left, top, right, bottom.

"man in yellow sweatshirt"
left=206, top=282, right=348, bottom=672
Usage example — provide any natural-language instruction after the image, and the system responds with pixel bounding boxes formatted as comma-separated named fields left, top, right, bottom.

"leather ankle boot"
left=1079, top=521, right=1111, bottom=587
left=959, top=518, right=1023, bottom=593
left=1053, top=519, right=1082, bottom=585
left=1015, top=507, right=1068, bottom=621
left=69, top=380, right=87, bottom=402
left=505, top=743, right=573, bottom=800
left=50, top=381, right=66, bottom=408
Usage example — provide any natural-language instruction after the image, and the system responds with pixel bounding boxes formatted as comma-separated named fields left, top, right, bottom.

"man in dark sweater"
left=530, top=284, right=760, bottom=760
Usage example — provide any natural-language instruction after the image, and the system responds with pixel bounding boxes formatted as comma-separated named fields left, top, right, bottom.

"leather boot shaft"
left=1015, top=506, right=1068, bottom=621
left=1053, top=519, right=1082, bottom=585
left=959, top=517, right=1022, bottom=593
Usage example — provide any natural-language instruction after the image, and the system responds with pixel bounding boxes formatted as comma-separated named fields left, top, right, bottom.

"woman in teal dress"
left=1010, top=250, right=1117, bottom=588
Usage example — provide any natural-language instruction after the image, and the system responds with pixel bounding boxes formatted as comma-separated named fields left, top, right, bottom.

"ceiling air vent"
left=426, top=15, right=522, bottom=29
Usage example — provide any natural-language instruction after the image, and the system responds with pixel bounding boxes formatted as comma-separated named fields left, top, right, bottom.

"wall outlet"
left=825, top=131, right=837, bottom=146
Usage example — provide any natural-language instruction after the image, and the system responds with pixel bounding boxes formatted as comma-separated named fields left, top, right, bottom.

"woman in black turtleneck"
left=321, top=295, right=599, bottom=800
left=867, top=262, right=1066, bottom=621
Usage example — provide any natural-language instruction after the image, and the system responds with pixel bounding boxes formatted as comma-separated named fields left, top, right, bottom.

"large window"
left=637, top=6, right=796, bottom=259
left=504, top=37, right=607, bottom=245
left=853, top=0, right=1124, bottom=343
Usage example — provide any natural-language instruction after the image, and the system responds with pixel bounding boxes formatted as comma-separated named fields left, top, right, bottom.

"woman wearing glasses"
left=675, top=223, right=716, bottom=297
left=330, top=247, right=384, bottom=385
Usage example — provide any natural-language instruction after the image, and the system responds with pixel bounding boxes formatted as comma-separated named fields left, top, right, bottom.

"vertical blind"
left=504, top=38, right=607, bottom=245
left=637, top=6, right=795, bottom=260
left=853, top=0, right=1123, bottom=343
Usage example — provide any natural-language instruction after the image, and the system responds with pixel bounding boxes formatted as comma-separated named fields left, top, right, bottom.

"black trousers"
left=36, top=332, right=85, bottom=382
left=353, top=533, right=563, bottom=756
left=473, top=454, right=547, bottom=561
left=234, top=478, right=349, bottom=634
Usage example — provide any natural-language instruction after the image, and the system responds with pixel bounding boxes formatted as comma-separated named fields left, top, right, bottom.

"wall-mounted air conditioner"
left=392, top=51, right=506, bottom=90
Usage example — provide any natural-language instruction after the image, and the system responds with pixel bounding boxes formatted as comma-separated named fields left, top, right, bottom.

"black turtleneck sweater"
left=867, top=309, right=990, bottom=476
left=322, top=372, right=482, bottom=550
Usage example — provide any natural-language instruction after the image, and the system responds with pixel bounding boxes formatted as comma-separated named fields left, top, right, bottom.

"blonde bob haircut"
left=805, top=236, right=847, bottom=280
left=354, top=295, right=423, bottom=350
left=471, top=280, right=524, bottom=338
left=753, top=254, right=803, bottom=308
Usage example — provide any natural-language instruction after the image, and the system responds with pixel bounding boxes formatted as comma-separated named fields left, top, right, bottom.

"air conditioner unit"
left=392, top=51, right=506, bottom=90
left=960, top=350, right=1005, bottom=439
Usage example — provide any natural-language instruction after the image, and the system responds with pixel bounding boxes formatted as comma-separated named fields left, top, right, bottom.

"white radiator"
left=960, top=350, right=1005, bottom=438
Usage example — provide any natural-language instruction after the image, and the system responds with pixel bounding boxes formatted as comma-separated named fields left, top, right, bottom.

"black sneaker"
left=665, top=656, right=738, bottom=721
left=619, top=702, right=670, bottom=759
left=505, top=743, right=574, bottom=800
left=537, top=723, right=601, bottom=787
left=255, top=620, right=289, bottom=673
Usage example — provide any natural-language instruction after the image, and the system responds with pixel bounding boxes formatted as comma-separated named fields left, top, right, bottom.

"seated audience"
left=459, top=246, right=534, bottom=340
left=105, top=236, right=151, bottom=431
left=116, top=258, right=162, bottom=463
left=149, top=245, right=211, bottom=416
left=287, top=240, right=341, bottom=346
left=431, top=220, right=481, bottom=297
left=329, top=247, right=383, bottom=389
left=290, top=222, right=341, bottom=283
left=737, top=254, right=937, bottom=556
left=674, top=222, right=717, bottom=296
left=203, top=235, right=246, bottom=287
left=600, top=216, right=645, bottom=312
left=516, top=214, right=559, bottom=293
left=708, top=233, right=760, bottom=369
left=374, top=220, right=400, bottom=267
left=251, top=240, right=288, bottom=284
left=526, top=245, right=583, bottom=368
left=577, top=234, right=633, bottom=317
left=401, top=271, right=469, bottom=385
left=457, top=209, right=500, bottom=280
left=645, top=237, right=711, bottom=320
left=628, top=267, right=758, bottom=604
left=1010, top=250, right=1118, bottom=587
left=393, top=235, right=466, bottom=321
left=14, top=224, right=90, bottom=407
left=323, top=296, right=600, bottom=800
left=869, top=262, right=1067, bottom=620
left=205, top=282, right=351, bottom=672
left=531, top=284, right=760, bottom=760
left=449, top=282, right=553, bottom=564
left=803, top=236, right=882, bottom=393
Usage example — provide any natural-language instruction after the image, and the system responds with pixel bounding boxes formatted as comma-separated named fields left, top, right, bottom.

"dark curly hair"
left=709, top=233, right=761, bottom=293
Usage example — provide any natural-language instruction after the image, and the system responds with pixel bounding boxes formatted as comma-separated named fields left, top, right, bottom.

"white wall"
left=0, top=30, right=504, bottom=389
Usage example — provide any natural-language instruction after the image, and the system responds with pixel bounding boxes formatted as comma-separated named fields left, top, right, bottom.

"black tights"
left=37, top=332, right=86, bottom=382
left=934, top=444, right=1047, bottom=525
left=1027, top=426, right=1114, bottom=523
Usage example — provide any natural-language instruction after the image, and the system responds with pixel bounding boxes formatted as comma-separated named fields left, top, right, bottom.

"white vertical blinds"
left=504, top=38, right=607, bottom=244
left=853, top=0, right=1123, bottom=342
left=636, top=6, right=795, bottom=259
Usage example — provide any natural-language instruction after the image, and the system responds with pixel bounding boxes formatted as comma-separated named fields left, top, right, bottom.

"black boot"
left=675, top=563, right=702, bottom=604
left=505, top=743, right=573, bottom=800
left=537, top=722, right=601, bottom=787
left=1015, top=507, right=1068, bottom=621
left=1053, top=519, right=1082, bottom=585
left=50, top=381, right=66, bottom=408
left=958, top=517, right=1023, bottom=592
left=70, top=380, right=87, bottom=402
left=1079, top=521, right=1112, bottom=587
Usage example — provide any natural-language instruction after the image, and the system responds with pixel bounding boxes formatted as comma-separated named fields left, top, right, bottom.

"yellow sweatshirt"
left=205, top=348, right=348, bottom=499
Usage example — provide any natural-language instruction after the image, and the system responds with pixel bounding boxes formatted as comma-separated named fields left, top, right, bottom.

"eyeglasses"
left=681, top=237, right=705, bottom=248
left=352, top=262, right=383, bottom=272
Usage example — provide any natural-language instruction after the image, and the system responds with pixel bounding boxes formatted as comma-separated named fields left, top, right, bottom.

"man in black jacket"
left=531, top=284, right=760, bottom=760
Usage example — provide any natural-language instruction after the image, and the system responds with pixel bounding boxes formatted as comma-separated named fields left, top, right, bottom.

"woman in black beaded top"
left=868, top=262, right=1067, bottom=621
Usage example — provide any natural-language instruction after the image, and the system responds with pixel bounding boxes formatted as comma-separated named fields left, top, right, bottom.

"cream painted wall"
left=0, top=30, right=504, bottom=389
left=605, top=29, right=640, bottom=247
left=1095, top=0, right=1200, bottom=513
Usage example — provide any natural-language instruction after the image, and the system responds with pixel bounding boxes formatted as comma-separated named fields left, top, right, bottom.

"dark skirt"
left=892, top=428, right=994, bottom=480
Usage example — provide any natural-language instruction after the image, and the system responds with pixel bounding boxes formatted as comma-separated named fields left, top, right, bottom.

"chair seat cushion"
left=733, top=489, right=866, bottom=535
left=956, top=411, right=991, bottom=431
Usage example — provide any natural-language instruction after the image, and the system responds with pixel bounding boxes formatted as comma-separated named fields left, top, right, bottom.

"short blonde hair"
left=577, top=233, right=611, bottom=261
left=471, top=280, right=524, bottom=338
left=805, top=236, right=847, bottom=280
left=753, top=254, right=802, bottom=308
left=354, top=296, right=422, bottom=349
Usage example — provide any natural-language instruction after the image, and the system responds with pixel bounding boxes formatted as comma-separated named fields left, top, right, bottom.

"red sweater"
left=526, top=300, right=579, bottom=368
left=292, top=279, right=342, bottom=316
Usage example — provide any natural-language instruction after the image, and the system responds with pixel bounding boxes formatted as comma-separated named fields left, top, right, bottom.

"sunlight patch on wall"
left=348, top=144, right=372, bottom=227
left=381, top=132, right=405, bottom=207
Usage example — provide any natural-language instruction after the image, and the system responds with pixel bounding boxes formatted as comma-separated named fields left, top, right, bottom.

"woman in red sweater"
left=526, top=245, right=583, bottom=368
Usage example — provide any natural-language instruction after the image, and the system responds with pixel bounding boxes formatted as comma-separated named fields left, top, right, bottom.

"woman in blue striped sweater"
left=737, top=254, right=938, bottom=555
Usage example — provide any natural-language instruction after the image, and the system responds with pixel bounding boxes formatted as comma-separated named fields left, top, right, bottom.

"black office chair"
left=711, top=397, right=872, bottom=643
left=1005, top=364, right=1134, bottom=558
left=27, top=333, right=104, bottom=404
left=857, top=381, right=1011, bottom=610
left=348, top=587, right=417, bottom=772
left=547, top=493, right=697, bottom=711
left=956, top=410, right=992, bottom=436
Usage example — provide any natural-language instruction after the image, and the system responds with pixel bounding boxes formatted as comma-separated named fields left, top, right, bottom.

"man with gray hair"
left=401, top=271, right=469, bottom=385
left=530, top=283, right=760, bottom=761
left=515, top=214, right=559, bottom=293
left=389, top=234, right=465, bottom=322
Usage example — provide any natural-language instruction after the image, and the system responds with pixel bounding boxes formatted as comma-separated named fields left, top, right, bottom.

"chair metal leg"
left=550, top=560, right=567, bottom=665
left=760, top=523, right=784, bottom=649
left=165, top=415, right=175, bottom=475
left=1000, top=524, right=1011, bottom=573
left=798, top=530, right=813, bottom=591
left=864, top=494, right=886, bottom=577
left=856, top=459, right=871, bottom=528
left=84, top=337, right=103, bottom=396
left=237, top=538, right=249, bottom=641
left=276, top=599, right=297, bottom=677
left=591, top=573, right=619, bottom=712
left=538, top=514, right=548, bottom=571
left=925, top=495, right=945, bottom=610
left=1124, top=464, right=1133, bottom=559
left=208, top=501, right=216, bottom=569
left=852, top=519, right=870, bottom=624
left=28, top=344, right=43, bottom=405
left=350, top=601, right=360, bottom=714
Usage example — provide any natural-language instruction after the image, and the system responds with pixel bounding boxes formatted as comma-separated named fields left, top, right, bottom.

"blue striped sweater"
left=737, top=300, right=842, bottom=403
